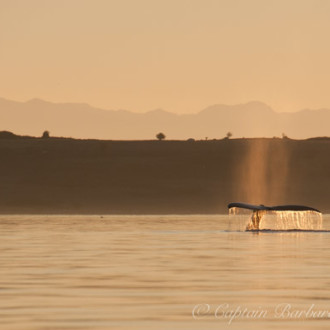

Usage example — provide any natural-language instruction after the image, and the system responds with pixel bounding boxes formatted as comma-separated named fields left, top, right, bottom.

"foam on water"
left=229, top=207, right=323, bottom=231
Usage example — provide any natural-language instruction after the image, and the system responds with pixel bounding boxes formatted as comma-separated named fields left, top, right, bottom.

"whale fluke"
left=227, top=202, right=320, bottom=213
left=228, top=202, right=321, bottom=230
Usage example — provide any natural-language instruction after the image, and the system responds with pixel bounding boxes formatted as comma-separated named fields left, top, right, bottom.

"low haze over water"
left=1, top=214, right=330, bottom=329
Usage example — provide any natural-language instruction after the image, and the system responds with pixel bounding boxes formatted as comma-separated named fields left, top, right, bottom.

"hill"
left=0, top=136, right=329, bottom=214
left=1, top=98, right=330, bottom=139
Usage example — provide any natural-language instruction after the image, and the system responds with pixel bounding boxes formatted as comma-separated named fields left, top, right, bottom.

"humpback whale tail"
left=228, top=203, right=322, bottom=230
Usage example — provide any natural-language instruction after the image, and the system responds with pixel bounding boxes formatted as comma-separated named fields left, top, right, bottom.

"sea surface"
left=0, top=214, right=330, bottom=330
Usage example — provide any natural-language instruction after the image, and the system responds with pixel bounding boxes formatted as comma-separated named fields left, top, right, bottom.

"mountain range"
left=1, top=97, right=329, bottom=139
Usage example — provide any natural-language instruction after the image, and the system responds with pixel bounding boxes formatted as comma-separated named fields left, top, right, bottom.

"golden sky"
left=1, top=0, right=330, bottom=113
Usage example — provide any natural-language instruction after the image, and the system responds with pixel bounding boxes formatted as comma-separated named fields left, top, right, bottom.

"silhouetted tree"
left=42, top=130, right=50, bottom=139
left=226, top=132, right=233, bottom=139
left=156, top=132, right=166, bottom=141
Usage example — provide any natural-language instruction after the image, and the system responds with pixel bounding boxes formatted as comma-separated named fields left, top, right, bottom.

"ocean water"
left=0, top=214, right=330, bottom=330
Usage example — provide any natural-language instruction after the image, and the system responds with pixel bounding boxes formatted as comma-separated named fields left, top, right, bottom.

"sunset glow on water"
left=1, top=214, right=330, bottom=329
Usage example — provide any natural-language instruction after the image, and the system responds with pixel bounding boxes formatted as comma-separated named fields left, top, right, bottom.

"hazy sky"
left=1, top=0, right=330, bottom=113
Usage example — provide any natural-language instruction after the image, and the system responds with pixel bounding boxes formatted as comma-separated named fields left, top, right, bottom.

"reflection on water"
left=0, top=214, right=330, bottom=330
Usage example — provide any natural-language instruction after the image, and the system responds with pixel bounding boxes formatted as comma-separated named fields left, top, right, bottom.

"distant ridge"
left=1, top=97, right=330, bottom=139
left=0, top=131, right=22, bottom=139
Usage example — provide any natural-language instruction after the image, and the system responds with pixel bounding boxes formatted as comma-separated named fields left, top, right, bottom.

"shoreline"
left=1, top=136, right=329, bottom=214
